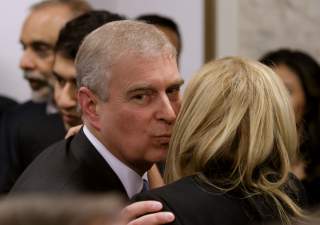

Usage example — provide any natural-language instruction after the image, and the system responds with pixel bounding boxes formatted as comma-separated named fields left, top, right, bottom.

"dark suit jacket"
left=133, top=175, right=303, bottom=225
left=0, top=95, right=18, bottom=115
left=0, top=101, right=66, bottom=193
left=10, top=128, right=127, bottom=197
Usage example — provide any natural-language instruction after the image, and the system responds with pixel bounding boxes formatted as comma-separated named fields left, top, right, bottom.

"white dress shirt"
left=83, top=125, right=147, bottom=198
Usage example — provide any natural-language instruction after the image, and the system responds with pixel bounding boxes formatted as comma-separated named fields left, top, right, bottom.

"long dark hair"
left=260, top=49, right=320, bottom=179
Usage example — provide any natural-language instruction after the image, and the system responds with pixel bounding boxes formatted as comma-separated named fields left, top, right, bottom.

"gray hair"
left=75, top=20, right=177, bottom=100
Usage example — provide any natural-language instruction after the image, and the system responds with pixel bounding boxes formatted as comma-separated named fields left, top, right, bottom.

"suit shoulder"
left=10, top=138, right=77, bottom=193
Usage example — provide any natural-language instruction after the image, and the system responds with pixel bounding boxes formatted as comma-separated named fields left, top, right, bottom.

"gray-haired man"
left=11, top=20, right=183, bottom=202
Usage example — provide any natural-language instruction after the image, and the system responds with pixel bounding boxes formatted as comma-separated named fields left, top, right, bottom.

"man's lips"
left=153, top=135, right=171, bottom=144
left=26, top=78, right=48, bottom=90
left=153, top=134, right=171, bottom=138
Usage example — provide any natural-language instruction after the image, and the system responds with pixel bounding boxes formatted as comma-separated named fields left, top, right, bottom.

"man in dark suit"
left=0, top=0, right=92, bottom=194
left=8, top=10, right=125, bottom=194
left=11, top=20, right=184, bottom=199
left=0, top=96, right=18, bottom=115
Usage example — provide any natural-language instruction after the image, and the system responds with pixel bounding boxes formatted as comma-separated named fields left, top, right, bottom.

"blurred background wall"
left=0, top=0, right=204, bottom=102
left=2, top=0, right=320, bottom=102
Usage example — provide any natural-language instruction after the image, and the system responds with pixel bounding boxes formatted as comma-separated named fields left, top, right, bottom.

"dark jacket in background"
left=10, top=128, right=127, bottom=197
left=0, top=96, right=18, bottom=115
left=0, top=101, right=65, bottom=193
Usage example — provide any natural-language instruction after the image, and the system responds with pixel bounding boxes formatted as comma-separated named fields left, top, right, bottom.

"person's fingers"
left=121, top=201, right=163, bottom=221
left=127, top=211, right=175, bottom=225
left=64, top=125, right=82, bottom=139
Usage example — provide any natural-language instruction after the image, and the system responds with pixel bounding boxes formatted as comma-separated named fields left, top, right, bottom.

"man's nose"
left=19, top=49, right=35, bottom=71
left=56, top=84, right=77, bottom=109
left=155, top=95, right=177, bottom=124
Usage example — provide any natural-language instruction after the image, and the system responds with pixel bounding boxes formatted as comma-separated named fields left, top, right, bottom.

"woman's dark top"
left=133, top=174, right=306, bottom=225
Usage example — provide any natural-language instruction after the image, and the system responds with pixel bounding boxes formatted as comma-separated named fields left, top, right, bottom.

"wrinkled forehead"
left=108, top=53, right=182, bottom=88
left=112, top=52, right=179, bottom=75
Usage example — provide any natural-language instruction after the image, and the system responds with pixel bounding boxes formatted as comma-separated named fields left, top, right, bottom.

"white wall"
left=90, top=0, right=204, bottom=90
left=215, top=0, right=238, bottom=58
left=215, top=0, right=320, bottom=63
left=0, top=1, right=38, bottom=102
left=0, top=0, right=204, bottom=102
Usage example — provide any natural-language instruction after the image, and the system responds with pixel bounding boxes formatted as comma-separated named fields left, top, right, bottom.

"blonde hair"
left=165, top=57, right=303, bottom=224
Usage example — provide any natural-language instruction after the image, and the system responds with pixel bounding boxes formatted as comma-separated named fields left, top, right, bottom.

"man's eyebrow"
left=127, top=84, right=155, bottom=94
left=168, top=79, right=184, bottom=89
left=127, top=79, right=184, bottom=94
left=20, top=38, right=52, bottom=45
left=176, top=79, right=185, bottom=86
left=31, top=41, right=54, bottom=49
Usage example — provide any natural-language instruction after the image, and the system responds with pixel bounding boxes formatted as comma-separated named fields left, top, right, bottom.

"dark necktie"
left=141, top=179, right=149, bottom=193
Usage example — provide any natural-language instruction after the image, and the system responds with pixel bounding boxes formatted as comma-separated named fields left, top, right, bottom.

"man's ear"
left=78, top=87, right=101, bottom=131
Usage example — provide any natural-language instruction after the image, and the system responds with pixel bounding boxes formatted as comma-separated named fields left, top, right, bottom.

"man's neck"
left=85, top=124, right=150, bottom=176
left=83, top=125, right=148, bottom=197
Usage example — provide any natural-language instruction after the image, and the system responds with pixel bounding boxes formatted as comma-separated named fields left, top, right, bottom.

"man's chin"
left=151, top=148, right=168, bottom=162
left=31, top=86, right=51, bottom=103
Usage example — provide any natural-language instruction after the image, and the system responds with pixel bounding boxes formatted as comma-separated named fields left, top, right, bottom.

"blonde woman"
left=133, top=57, right=306, bottom=225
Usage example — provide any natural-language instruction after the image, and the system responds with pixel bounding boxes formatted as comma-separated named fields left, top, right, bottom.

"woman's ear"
left=77, top=87, right=101, bottom=131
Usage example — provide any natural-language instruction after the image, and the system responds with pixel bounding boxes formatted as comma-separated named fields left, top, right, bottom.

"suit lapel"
left=68, top=128, right=127, bottom=197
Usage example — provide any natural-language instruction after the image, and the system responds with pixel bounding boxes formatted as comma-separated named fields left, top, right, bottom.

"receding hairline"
left=75, top=20, right=177, bottom=100
left=76, top=19, right=177, bottom=68
left=30, top=0, right=92, bottom=16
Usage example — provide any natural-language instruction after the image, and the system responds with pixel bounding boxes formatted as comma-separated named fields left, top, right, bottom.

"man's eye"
left=54, top=76, right=66, bottom=87
left=167, top=87, right=180, bottom=94
left=32, top=45, right=53, bottom=58
left=59, top=79, right=67, bottom=87
left=131, top=94, right=150, bottom=104
left=167, top=87, right=180, bottom=100
left=35, top=48, right=52, bottom=58
left=133, top=94, right=147, bottom=100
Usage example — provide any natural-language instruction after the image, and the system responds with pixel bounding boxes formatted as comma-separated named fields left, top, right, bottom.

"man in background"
left=0, top=96, right=17, bottom=116
left=52, top=10, right=125, bottom=130
left=137, top=14, right=182, bottom=62
left=11, top=20, right=183, bottom=198
left=0, top=0, right=91, bottom=193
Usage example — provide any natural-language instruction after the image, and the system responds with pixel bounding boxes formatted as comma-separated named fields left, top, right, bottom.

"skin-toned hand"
left=64, top=124, right=82, bottom=139
left=117, top=201, right=175, bottom=225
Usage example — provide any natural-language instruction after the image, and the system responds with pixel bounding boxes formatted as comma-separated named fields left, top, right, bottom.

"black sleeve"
left=131, top=191, right=182, bottom=225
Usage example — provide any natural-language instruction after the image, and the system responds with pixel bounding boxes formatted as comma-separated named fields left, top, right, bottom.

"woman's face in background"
left=273, top=64, right=306, bottom=125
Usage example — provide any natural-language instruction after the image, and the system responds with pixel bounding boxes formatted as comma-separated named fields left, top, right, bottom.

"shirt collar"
left=83, top=125, right=147, bottom=198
